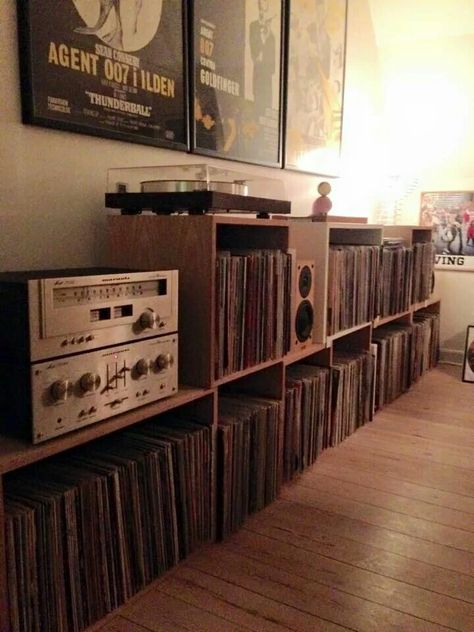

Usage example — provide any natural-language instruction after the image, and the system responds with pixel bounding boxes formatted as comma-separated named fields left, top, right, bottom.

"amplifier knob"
left=79, top=372, right=101, bottom=393
left=135, top=358, right=150, bottom=376
left=50, top=379, right=71, bottom=402
left=156, top=353, right=174, bottom=371
left=139, top=309, right=159, bottom=330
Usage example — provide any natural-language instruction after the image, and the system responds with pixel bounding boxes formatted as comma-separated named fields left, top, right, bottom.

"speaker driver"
left=295, top=300, right=314, bottom=342
left=298, top=265, right=312, bottom=299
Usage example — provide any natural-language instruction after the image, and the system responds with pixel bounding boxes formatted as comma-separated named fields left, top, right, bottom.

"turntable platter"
left=141, top=179, right=249, bottom=195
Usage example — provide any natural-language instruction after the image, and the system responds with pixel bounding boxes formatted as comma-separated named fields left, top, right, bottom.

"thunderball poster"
left=193, top=0, right=283, bottom=166
left=19, top=0, right=187, bottom=148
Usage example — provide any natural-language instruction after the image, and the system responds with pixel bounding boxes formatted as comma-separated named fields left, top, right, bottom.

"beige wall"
left=373, top=2, right=474, bottom=362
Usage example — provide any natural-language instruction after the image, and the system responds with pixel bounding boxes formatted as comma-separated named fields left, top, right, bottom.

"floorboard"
left=87, top=365, right=474, bottom=632
left=297, top=471, right=474, bottom=532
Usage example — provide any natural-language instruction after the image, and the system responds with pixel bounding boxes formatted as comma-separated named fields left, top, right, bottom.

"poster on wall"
left=420, top=191, right=474, bottom=271
left=284, top=0, right=347, bottom=176
left=17, top=0, right=188, bottom=150
left=192, top=0, right=283, bottom=167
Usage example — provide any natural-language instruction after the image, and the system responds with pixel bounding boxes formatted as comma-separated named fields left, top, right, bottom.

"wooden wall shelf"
left=374, top=310, right=412, bottom=328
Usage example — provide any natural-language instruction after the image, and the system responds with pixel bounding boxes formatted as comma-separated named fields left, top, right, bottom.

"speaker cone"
left=295, top=300, right=314, bottom=342
left=298, top=265, right=312, bottom=299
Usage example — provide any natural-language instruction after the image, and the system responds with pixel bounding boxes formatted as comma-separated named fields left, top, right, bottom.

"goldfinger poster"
left=192, top=0, right=283, bottom=167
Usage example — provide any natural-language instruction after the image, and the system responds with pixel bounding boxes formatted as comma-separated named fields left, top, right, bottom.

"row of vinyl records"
left=215, top=242, right=435, bottom=376
left=373, top=311, right=440, bottom=410
left=379, top=241, right=434, bottom=318
left=5, top=310, right=440, bottom=632
left=216, top=250, right=292, bottom=378
left=328, top=241, right=434, bottom=334
left=5, top=418, right=214, bottom=632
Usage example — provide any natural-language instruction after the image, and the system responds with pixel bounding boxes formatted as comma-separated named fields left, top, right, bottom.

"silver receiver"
left=0, top=268, right=179, bottom=443
left=31, top=334, right=178, bottom=443
left=28, top=270, right=178, bottom=361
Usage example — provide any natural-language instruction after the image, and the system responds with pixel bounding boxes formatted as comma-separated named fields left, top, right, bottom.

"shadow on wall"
left=440, top=330, right=468, bottom=365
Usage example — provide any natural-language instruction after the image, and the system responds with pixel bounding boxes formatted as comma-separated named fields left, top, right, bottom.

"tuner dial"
left=79, top=372, right=101, bottom=393
left=50, top=379, right=71, bottom=402
left=139, top=309, right=159, bottom=330
left=135, top=358, right=150, bottom=376
left=156, top=353, right=174, bottom=371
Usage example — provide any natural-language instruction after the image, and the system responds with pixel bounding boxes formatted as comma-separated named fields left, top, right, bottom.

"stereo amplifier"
left=0, top=268, right=179, bottom=443
left=0, top=267, right=178, bottom=362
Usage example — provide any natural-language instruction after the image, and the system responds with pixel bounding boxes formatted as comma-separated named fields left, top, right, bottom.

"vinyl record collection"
left=327, top=245, right=380, bottom=335
left=284, top=365, right=331, bottom=482
left=412, top=242, right=435, bottom=303
left=0, top=221, right=442, bottom=632
left=4, top=416, right=213, bottom=632
left=217, top=395, right=282, bottom=539
left=379, top=242, right=413, bottom=317
left=411, top=310, right=440, bottom=381
left=372, top=311, right=440, bottom=411
left=328, top=242, right=435, bottom=333
left=372, top=324, right=413, bottom=410
left=283, top=353, right=374, bottom=483
left=331, top=351, right=375, bottom=445
left=215, top=250, right=292, bottom=378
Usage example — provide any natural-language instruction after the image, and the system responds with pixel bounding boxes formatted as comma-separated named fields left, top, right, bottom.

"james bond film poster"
left=192, top=0, right=283, bottom=167
left=18, top=0, right=188, bottom=149
left=285, top=0, right=347, bottom=175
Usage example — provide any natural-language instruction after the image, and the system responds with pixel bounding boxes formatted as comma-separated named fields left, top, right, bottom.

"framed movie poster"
left=420, top=191, right=474, bottom=271
left=192, top=0, right=283, bottom=167
left=462, top=326, right=474, bottom=383
left=17, top=0, right=188, bottom=150
left=284, top=0, right=347, bottom=175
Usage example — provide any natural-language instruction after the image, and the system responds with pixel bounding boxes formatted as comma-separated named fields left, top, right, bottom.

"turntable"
left=105, top=164, right=291, bottom=217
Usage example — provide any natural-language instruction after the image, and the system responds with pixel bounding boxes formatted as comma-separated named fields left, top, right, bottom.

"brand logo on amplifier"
left=102, top=348, right=130, bottom=357
left=101, top=276, right=132, bottom=282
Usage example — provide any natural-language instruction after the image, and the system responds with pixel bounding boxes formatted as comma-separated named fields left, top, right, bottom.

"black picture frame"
left=284, top=0, right=348, bottom=176
left=17, top=0, right=189, bottom=151
left=191, top=0, right=284, bottom=168
left=462, top=325, right=474, bottom=383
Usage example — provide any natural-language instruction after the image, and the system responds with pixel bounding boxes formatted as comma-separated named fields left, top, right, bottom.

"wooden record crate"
left=106, top=215, right=290, bottom=388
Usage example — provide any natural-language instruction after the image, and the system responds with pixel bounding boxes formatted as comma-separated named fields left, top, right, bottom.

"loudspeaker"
left=291, top=260, right=315, bottom=351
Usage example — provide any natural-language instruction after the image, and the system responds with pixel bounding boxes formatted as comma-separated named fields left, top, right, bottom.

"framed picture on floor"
left=284, top=0, right=347, bottom=175
left=191, top=0, right=284, bottom=167
left=17, top=0, right=189, bottom=149
left=420, top=191, right=474, bottom=271
left=462, top=326, right=474, bottom=383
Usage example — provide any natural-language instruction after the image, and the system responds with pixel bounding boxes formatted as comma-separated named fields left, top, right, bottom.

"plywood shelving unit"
left=0, top=215, right=441, bottom=632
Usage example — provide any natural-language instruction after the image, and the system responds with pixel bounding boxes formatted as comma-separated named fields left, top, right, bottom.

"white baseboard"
left=439, top=347, right=464, bottom=366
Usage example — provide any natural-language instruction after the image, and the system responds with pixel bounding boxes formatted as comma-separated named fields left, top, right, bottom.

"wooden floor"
left=95, top=365, right=474, bottom=632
